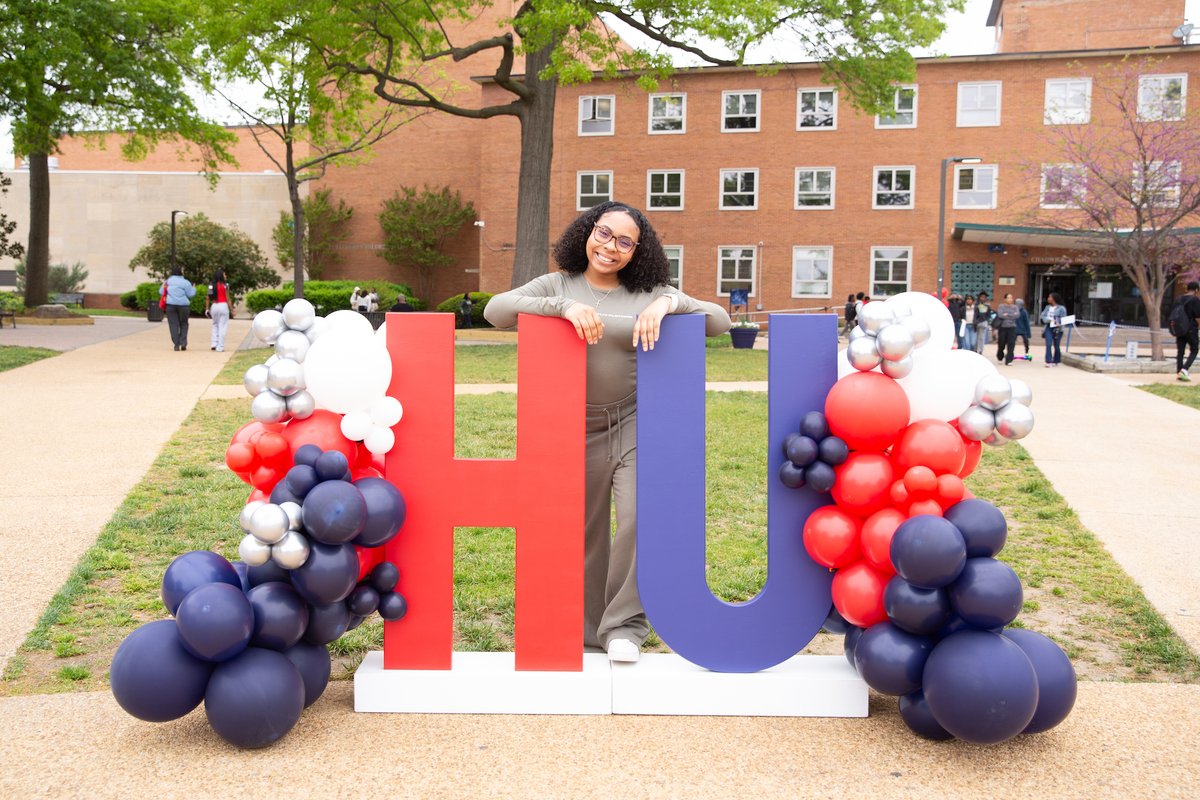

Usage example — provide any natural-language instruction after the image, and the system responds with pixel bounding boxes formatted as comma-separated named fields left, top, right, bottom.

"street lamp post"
left=170, top=210, right=188, bottom=274
left=937, top=157, right=981, bottom=297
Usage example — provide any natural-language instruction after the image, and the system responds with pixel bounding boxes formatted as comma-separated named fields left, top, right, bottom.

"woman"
left=1041, top=292, right=1067, bottom=366
left=160, top=266, right=196, bottom=351
left=960, top=295, right=978, bottom=352
left=994, top=293, right=1019, bottom=365
left=1015, top=298, right=1032, bottom=358
left=484, top=201, right=730, bottom=662
left=205, top=269, right=230, bottom=352
left=947, top=294, right=964, bottom=347
left=841, top=293, right=856, bottom=337
left=974, top=292, right=993, bottom=354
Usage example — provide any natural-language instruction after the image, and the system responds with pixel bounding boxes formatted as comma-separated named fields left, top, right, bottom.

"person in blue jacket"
left=1015, top=298, right=1032, bottom=359
left=161, top=266, right=196, bottom=351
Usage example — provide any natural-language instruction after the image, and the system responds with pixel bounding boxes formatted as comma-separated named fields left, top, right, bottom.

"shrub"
left=119, top=289, right=141, bottom=311
left=132, top=280, right=208, bottom=315
left=0, top=290, right=23, bottom=313
left=15, top=259, right=89, bottom=294
left=245, top=280, right=423, bottom=315
left=435, top=291, right=493, bottom=327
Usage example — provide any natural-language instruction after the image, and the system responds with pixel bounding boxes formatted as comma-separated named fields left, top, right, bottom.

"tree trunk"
left=1143, top=289, right=1167, bottom=361
left=24, top=152, right=50, bottom=307
left=286, top=141, right=306, bottom=298
left=510, top=40, right=557, bottom=290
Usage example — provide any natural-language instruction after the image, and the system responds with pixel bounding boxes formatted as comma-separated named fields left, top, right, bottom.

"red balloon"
left=281, top=410, right=357, bottom=462
left=903, top=465, right=938, bottom=496
left=249, top=464, right=283, bottom=493
left=353, top=442, right=376, bottom=470
left=247, top=489, right=268, bottom=503
left=907, top=498, right=944, bottom=518
left=832, top=453, right=895, bottom=516
left=959, top=439, right=983, bottom=478
left=356, top=545, right=385, bottom=581
left=825, top=372, right=910, bottom=452
left=889, top=480, right=909, bottom=507
left=225, top=441, right=256, bottom=475
left=893, top=419, right=966, bottom=476
left=352, top=466, right=384, bottom=481
left=254, top=431, right=290, bottom=466
left=831, top=562, right=889, bottom=628
left=860, top=508, right=905, bottom=575
left=802, top=506, right=863, bottom=569
left=936, top=473, right=966, bottom=506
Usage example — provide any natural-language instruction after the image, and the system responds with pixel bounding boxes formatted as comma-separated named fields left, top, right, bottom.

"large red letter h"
left=383, top=313, right=586, bottom=670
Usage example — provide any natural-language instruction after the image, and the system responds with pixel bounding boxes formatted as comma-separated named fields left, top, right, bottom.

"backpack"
left=1167, top=298, right=1194, bottom=337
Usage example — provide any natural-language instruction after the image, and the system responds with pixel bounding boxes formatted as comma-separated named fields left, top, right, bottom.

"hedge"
left=434, top=291, right=493, bottom=327
left=245, top=280, right=423, bottom=315
left=129, top=280, right=209, bottom=316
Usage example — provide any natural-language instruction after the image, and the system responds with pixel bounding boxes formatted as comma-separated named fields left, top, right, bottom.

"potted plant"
left=729, top=317, right=760, bottom=349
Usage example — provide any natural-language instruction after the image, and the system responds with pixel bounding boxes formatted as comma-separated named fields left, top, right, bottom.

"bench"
left=51, top=292, right=84, bottom=308
left=0, top=309, right=14, bottom=328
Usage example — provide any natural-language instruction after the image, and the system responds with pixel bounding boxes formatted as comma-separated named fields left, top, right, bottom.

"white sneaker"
left=1179, top=369, right=1191, bottom=382
left=606, top=638, right=640, bottom=663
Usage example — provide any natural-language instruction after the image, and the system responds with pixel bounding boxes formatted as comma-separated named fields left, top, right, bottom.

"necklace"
left=586, top=281, right=613, bottom=307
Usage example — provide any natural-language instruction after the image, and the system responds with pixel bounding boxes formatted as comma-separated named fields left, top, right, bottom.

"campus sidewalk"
left=1, top=319, right=1198, bottom=798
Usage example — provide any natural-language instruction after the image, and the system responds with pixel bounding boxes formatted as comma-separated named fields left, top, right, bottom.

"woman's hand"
left=633, top=295, right=673, bottom=352
left=564, top=302, right=604, bottom=345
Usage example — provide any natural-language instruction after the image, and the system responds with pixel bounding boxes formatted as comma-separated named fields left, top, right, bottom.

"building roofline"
left=986, top=0, right=1004, bottom=27
left=953, top=221, right=1200, bottom=250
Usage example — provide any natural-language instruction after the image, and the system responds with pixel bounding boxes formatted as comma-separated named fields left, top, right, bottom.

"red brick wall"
left=995, top=0, right=1186, bottom=53
left=31, top=126, right=296, bottom=174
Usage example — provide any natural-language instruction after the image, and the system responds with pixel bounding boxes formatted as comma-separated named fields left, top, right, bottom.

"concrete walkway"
left=1, top=320, right=1198, bottom=798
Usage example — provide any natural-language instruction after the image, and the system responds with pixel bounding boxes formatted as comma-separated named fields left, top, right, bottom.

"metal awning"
left=952, top=222, right=1114, bottom=250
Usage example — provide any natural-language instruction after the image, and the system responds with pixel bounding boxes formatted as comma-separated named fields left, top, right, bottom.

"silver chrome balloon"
left=974, top=373, right=1013, bottom=411
left=857, top=301, right=897, bottom=335
left=880, top=354, right=914, bottom=379
left=274, top=329, right=311, bottom=362
left=285, top=390, right=316, bottom=420
left=243, top=363, right=270, bottom=397
left=847, top=336, right=883, bottom=371
left=238, top=533, right=272, bottom=567
left=1008, top=378, right=1033, bottom=407
left=238, top=500, right=266, bottom=534
left=266, top=358, right=305, bottom=398
left=899, top=314, right=932, bottom=348
left=279, top=501, right=303, bottom=532
left=249, top=503, right=290, bottom=545
left=251, top=309, right=287, bottom=344
left=272, top=530, right=311, bottom=570
left=994, top=401, right=1035, bottom=440
left=984, top=430, right=1009, bottom=447
left=251, top=390, right=289, bottom=424
left=958, top=405, right=997, bottom=441
left=875, top=323, right=915, bottom=361
left=304, top=316, right=330, bottom=343
left=848, top=324, right=871, bottom=342
left=282, top=298, right=317, bottom=332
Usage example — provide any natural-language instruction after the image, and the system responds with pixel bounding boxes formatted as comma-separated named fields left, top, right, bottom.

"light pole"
left=937, top=157, right=981, bottom=297
left=170, top=210, right=188, bottom=273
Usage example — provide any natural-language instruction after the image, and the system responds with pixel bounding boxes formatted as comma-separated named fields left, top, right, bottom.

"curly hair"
left=552, top=201, right=671, bottom=292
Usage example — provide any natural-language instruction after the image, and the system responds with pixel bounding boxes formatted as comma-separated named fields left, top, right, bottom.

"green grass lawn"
left=85, top=309, right=145, bottom=318
left=0, top=345, right=60, bottom=373
left=1138, top=382, right=1200, bottom=410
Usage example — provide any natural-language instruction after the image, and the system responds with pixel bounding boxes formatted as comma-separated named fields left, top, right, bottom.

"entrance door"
left=1033, top=273, right=1079, bottom=318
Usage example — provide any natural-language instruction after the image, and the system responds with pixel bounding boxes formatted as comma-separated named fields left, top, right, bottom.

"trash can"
left=147, top=299, right=164, bottom=322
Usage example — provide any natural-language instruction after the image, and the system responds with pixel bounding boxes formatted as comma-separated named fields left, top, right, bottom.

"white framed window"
left=717, top=246, right=756, bottom=296
left=792, top=247, right=832, bottom=298
left=663, top=245, right=683, bottom=288
left=1040, top=163, right=1085, bottom=208
left=576, top=171, right=612, bottom=210
left=876, top=85, right=917, bottom=128
left=1134, top=160, right=1182, bottom=207
left=953, top=164, right=998, bottom=209
left=794, top=167, right=835, bottom=209
left=957, top=81, right=1001, bottom=127
left=722, top=90, right=761, bottom=132
left=649, top=93, right=686, bottom=134
left=796, top=88, right=837, bottom=129
left=871, top=247, right=911, bottom=297
left=873, top=166, right=914, bottom=208
left=720, top=168, right=758, bottom=209
left=1044, top=78, right=1091, bottom=124
left=1138, top=74, right=1186, bottom=121
left=647, top=170, right=684, bottom=210
left=579, top=96, right=615, bottom=135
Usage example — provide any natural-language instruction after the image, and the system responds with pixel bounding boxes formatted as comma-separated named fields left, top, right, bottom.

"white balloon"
left=370, top=396, right=403, bottom=427
left=279, top=501, right=304, bottom=532
left=325, top=309, right=374, bottom=338
left=251, top=390, right=289, bottom=424
left=994, top=402, right=1035, bottom=440
left=305, top=316, right=331, bottom=343
left=1009, top=378, right=1033, bottom=407
left=239, top=533, right=272, bottom=566
left=285, top=390, right=315, bottom=420
left=303, top=331, right=393, bottom=414
left=897, top=348, right=997, bottom=424
left=274, top=329, right=311, bottom=362
left=836, top=349, right=860, bottom=380
left=375, top=320, right=388, bottom=347
left=282, top=298, right=317, bottom=331
left=899, top=314, right=932, bottom=348
left=264, top=354, right=279, bottom=367
left=239, top=500, right=266, bottom=533
left=340, top=410, right=373, bottom=442
left=272, top=530, right=311, bottom=570
left=364, top=426, right=396, bottom=455
left=884, top=292, right=956, bottom=352
left=266, top=358, right=305, bottom=397
left=249, top=503, right=290, bottom=545
left=243, top=363, right=270, bottom=397
left=975, top=373, right=1013, bottom=411
left=251, top=309, right=287, bottom=344
left=880, top=354, right=914, bottom=379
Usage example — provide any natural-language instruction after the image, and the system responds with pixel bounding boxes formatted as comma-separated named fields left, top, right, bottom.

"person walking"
left=960, top=295, right=978, bottom=352
left=974, top=292, right=993, bottom=354
left=459, top=292, right=474, bottom=329
left=947, top=293, right=965, bottom=348
left=1170, top=280, right=1200, bottom=381
left=160, top=266, right=196, bottom=351
left=841, top=293, right=857, bottom=337
left=1040, top=292, right=1067, bottom=367
left=994, top=292, right=1019, bottom=365
left=1015, top=298, right=1032, bottom=358
left=204, top=269, right=230, bottom=352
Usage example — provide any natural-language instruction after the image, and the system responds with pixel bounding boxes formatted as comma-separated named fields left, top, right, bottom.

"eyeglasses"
left=592, top=224, right=638, bottom=254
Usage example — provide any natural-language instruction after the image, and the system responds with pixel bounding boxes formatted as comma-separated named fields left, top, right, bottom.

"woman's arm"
left=664, top=288, right=733, bottom=336
left=483, top=274, right=575, bottom=329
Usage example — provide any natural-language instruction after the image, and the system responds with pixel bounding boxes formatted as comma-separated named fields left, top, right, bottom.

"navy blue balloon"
left=890, top=515, right=967, bottom=589
left=269, top=482, right=301, bottom=506
left=779, top=461, right=806, bottom=489
left=821, top=603, right=852, bottom=635
left=289, top=542, right=360, bottom=604
left=805, top=461, right=836, bottom=493
left=923, top=630, right=1039, bottom=744
left=899, top=689, right=954, bottom=741
left=936, top=613, right=974, bottom=640
left=302, top=601, right=352, bottom=645
left=110, top=620, right=214, bottom=722
left=367, top=562, right=400, bottom=594
left=302, top=480, right=367, bottom=545
left=944, top=498, right=1008, bottom=557
left=284, top=464, right=320, bottom=500
left=352, top=477, right=407, bottom=548
left=232, top=560, right=251, bottom=593
left=843, top=626, right=864, bottom=672
left=314, top=450, right=351, bottom=482
left=161, top=551, right=241, bottom=615
left=246, top=559, right=290, bottom=588
left=1003, top=628, right=1077, bottom=733
left=786, top=435, right=819, bottom=468
left=283, top=641, right=332, bottom=708
left=853, top=622, right=933, bottom=696
left=817, top=435, right=849, bottom=466
left=175, top=583, right=254, bottom=662
left=346, top=614, right=365, bottom=631
left=204, top=648, right=305, bottom=749
left=347, top=585, right=381, bottom=617
left=781, top=432, right=801, bottom=460
left=293, top=444, right=323, bottom=468
left=949, top=557, right=1023, bottom=630
left=246, top=581, right=309, bottom=651
left=378, top=592, right=409, bottom=621
left=799, top=410, right=830, bottom=440
left=884, top=576, right=951, bottom=636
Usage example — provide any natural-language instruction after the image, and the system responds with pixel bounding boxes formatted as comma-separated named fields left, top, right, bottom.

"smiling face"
left=584, top=210, right=639, bottom=287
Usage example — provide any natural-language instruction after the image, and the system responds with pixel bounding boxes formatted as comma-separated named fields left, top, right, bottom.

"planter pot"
left=730, top=327, right=759, bottom=349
